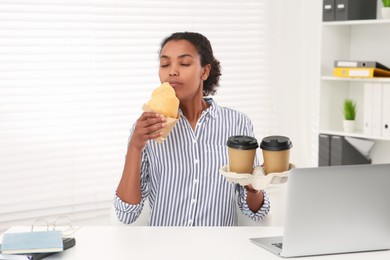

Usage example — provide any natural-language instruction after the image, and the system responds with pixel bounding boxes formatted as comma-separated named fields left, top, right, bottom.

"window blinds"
left=0, top=0, right=279, bottom=231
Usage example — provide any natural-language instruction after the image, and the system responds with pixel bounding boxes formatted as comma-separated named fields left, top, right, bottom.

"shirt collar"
left=178, top=97, right=219, bottom=120
left=204, top=97, right=219, bottom=119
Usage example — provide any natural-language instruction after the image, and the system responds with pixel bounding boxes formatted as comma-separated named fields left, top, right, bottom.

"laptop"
left=250, top=164, right=390, bottom=257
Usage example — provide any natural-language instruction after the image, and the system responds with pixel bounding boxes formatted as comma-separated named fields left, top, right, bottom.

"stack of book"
left=0, top=230, right=76, bottom=260
left=333, top=60, right=390, bottom=78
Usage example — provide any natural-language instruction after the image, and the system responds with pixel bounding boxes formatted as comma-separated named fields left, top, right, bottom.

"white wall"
left=255, top=1, right=322, bottom=226
left=277, top=1, right=322, bottom=168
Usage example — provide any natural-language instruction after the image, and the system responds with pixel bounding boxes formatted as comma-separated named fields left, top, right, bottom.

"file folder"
left=318, top=134, right=331, bottom=166
left=323, top=0, right=335, bottom=21
left=363, top=83, right=383, bottom=136
left=335, top=0, right=376, bottom=21
left=382, top=84, right=390, bottom=138
left=334, top=60, right=390, bottom=71
left=372, top=84, right=383, bottom=136
left=363, top=83, right=373, bottom=135
left=333, top=67, right=390, bottom=78
left=330, top=135, right=371, bottom=166
left=318, top=134, right=372, bottom=166
left=364, top=83, right=390, bottom=138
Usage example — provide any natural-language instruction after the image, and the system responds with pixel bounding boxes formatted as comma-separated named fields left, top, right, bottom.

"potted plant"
left=342, top=99, right=357, bottom=133
left=382, top=0, right=390, bottom=19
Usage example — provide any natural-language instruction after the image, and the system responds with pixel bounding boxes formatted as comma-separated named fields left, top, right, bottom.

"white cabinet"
left=319, top=19, right=390, bottom=163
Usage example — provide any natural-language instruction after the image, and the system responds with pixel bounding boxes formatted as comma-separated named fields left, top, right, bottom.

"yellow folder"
left=333, top=67, right=390, bottom=78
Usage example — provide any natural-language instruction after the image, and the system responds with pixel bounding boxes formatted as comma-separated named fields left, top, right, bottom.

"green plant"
left=383, top=0, right=390, bottom=7
left=343, top=99, right=357, bottom=120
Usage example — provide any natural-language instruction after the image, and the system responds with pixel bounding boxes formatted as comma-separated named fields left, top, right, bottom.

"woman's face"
left=159, top=39, right=209, bottom=102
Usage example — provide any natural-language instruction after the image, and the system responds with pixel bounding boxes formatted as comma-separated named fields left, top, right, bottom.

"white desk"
left=45, top=226, right=390, bottom=260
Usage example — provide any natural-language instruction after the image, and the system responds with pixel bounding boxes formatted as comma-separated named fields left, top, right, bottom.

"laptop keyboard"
left=272, top=243, right=283, bottom=249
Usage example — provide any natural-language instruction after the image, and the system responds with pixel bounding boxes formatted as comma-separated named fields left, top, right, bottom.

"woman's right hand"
left=129, top=112, right=166, bottom=150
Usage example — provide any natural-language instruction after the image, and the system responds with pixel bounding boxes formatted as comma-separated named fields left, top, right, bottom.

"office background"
left=0, top=0, right=321, bottom=231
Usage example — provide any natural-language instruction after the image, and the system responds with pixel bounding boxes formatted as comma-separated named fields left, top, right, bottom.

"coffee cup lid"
left=260, top=135, right=292, bottom=151
left=226, top=135, right=259, bottom=150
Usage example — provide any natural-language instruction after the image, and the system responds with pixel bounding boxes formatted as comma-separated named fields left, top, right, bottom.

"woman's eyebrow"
left=178, top=54, right=193, bottom=59
left=160, top=54, right=193, bottom=59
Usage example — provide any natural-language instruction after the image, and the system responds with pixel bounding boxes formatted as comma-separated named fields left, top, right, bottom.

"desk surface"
left=43, top=226, right=390, bottom=260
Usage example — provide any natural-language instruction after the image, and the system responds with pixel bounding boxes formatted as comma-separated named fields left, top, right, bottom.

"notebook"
left=250, top=164, right=390, bottom=257
left=1, top=231, right=63, bottom=255
left=0, top=237, right=76, bottom=260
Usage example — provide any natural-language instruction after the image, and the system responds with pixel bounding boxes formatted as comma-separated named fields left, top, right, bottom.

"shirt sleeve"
left=236, top=185, right=270, bottom=221
left=234, top=111, right=270, bottom=220
left=113, top=128, right=150, bottom=224
left=113, top=194, right=145, bottom=224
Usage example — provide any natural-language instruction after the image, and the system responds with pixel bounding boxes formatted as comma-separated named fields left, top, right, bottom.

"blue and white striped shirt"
left=114, top=98, right=270, bottom=226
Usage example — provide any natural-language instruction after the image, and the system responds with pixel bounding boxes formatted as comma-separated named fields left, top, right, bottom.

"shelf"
left=319, top=12, right=390, bottom=164
left=321, top=76, right=390, bottom=83
left=319, top=130, right=390, bottom=141
left=322, top=19, right=390, bottom=26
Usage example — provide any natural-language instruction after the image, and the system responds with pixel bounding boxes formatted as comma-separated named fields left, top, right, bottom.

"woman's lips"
left=169, top=81, right=182, bottom=88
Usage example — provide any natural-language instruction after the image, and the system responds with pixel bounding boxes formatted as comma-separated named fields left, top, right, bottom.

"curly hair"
left=159, top=32, right=222, bottom=96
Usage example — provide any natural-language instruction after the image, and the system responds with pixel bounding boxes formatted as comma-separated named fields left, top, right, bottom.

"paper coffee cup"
left=260, top=135, right=292, bottom=174
left=226, top=135, right=259, bottom=174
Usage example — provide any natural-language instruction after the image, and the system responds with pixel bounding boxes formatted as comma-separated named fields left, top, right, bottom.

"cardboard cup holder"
left=219, top=163, right=295, bottom=190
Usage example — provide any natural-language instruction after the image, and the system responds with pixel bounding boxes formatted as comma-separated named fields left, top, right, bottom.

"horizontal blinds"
left=0, top=0, right=278, bottom=231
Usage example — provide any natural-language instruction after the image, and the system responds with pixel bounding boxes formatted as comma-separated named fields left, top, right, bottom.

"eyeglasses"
left=31, top=215, right=78, bottom=237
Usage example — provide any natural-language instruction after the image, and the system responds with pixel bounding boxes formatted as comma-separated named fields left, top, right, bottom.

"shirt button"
left=193, top=179, right=198, bottom=184
left=194, top=159, right=199, bottom=164
left=191, top=199, right=196, bottom=204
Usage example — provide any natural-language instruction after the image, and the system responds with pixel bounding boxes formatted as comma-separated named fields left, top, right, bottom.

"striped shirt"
left=114, top=98, right=270, bottom=226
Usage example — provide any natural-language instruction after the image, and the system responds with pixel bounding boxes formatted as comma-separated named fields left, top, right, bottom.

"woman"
left=115, top=32, right=270, bottom=226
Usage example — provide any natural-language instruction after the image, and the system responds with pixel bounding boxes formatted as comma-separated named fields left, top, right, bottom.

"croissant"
left=147, top=82, right=179, bottom=118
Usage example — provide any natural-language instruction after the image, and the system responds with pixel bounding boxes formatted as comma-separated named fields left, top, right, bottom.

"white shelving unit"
left=320, top=19, right=390, bottom=163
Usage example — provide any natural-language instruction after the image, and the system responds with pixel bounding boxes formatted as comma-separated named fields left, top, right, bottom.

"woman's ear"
left=201, top=64, right=211, bottom=81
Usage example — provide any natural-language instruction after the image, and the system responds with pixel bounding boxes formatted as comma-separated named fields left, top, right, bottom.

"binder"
left=333, top=67, right=390, bottom=78
left=329, top=135, right=371, bottom=166
left=318, top=134, right=331, bottom=166
left=330, top=135, right=342, bottom=166
left=363, top=83, right=383, bottom=136
left=382, top=84, right=390, bottom=138
left=372, top=84, right=383, bottom=136
left=323, top=0, right=335, bottom=21
left=335, top=0, right=377, bottom=21
left=319, top=134, right=371, bottom=167
left=334, top=60, right=390, bottom=71
left=363, top=83, right=373, bottom=135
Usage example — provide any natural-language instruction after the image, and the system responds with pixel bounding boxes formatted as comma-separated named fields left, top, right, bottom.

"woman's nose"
left=169, top=67, right=179, bottom=76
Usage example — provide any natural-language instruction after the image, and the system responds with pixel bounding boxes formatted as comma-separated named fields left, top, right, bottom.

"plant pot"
left=381, top=7, right=390, bottom=19
left=343, top=120, right=355, bottom=133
